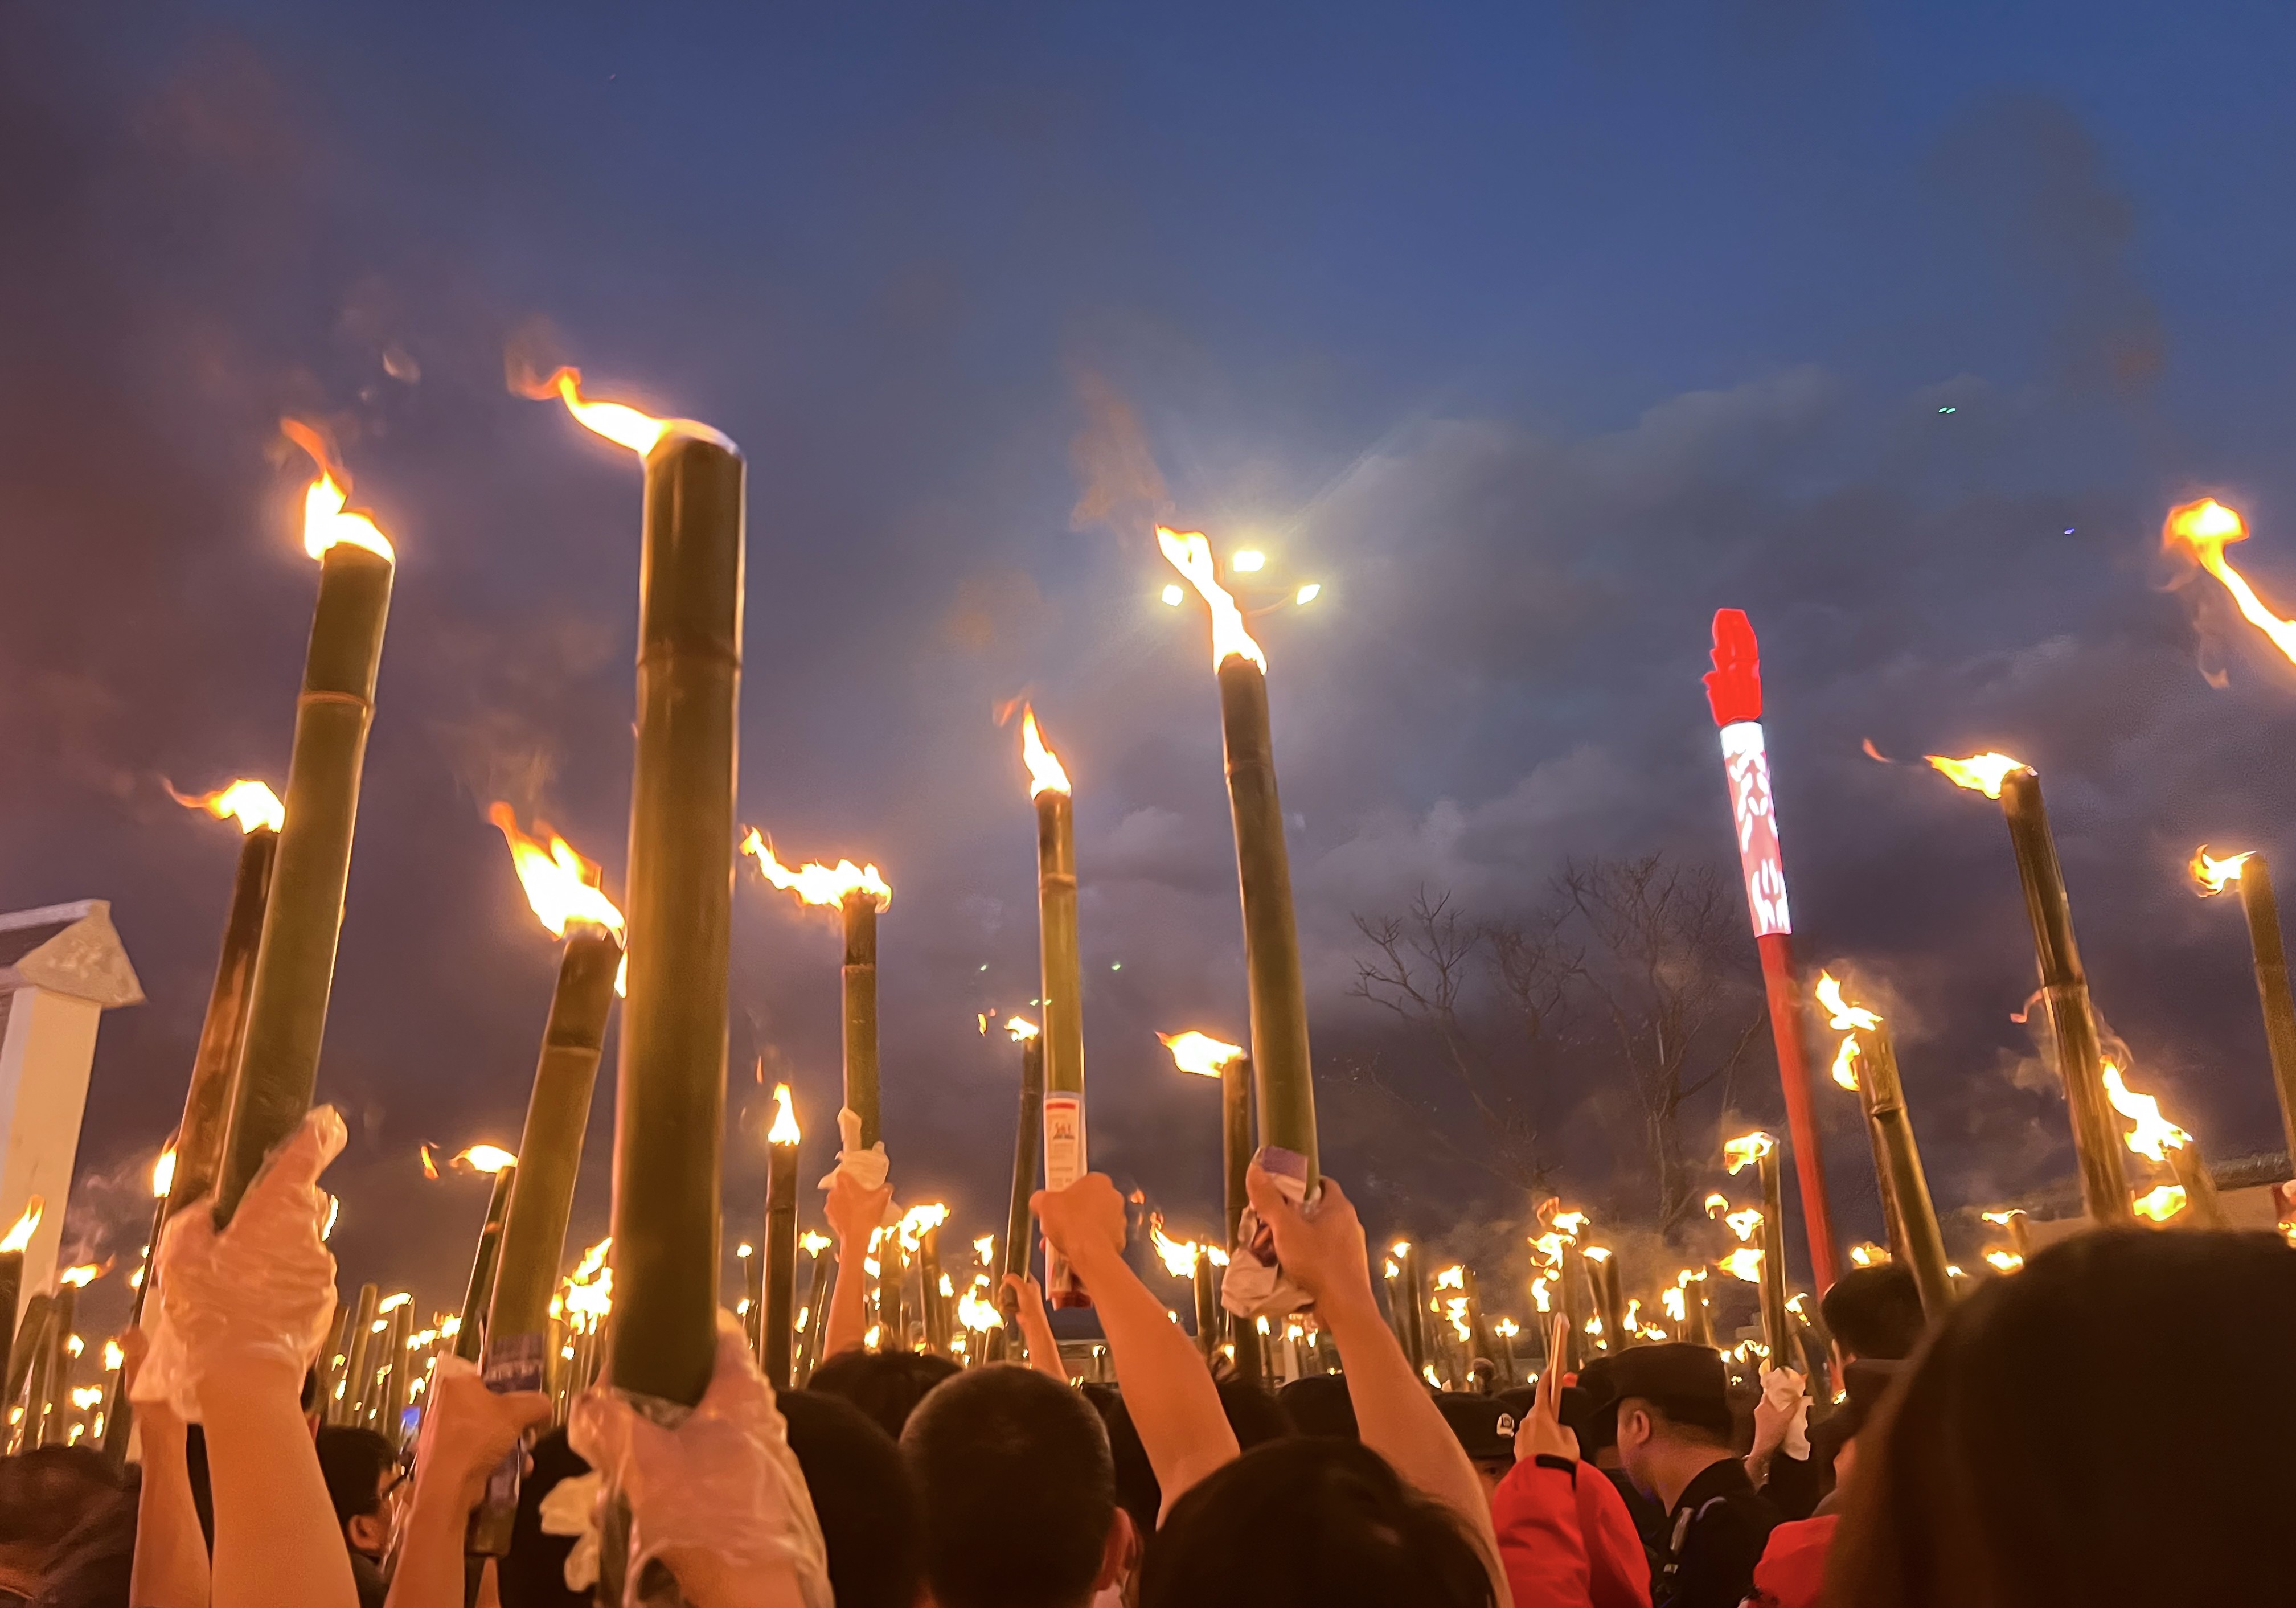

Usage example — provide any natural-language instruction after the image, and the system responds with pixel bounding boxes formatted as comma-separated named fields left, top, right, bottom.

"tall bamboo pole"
left=1584, top=1250, right=1622, bottom=1355
left=842, top=896, right=880, bottom=1149
left=171, top=827, right=277, bottom=1221
left=607, top=424, right=745, bottom=1409
left=1682, top=1276, right=1713, bottom=1348
left=881, top=1233, right=908, bottom=1350
left=39, top=1287, right=76, bottom=1447
left=1223, top=1052, right=1263, bottom=1384
left=1560, top=1251, right=1591, bottom=1373
left=337, top=1283, right=379, bottom=1426
left=917, top=1226, right=949, bottom=1357
left=0, top=1246, right=20, bottom=1413
left=453, top=1165, right=519, bottom=1364
left=1849, top=1024, right=1955, bottom=1316
left=798, top=1251, right=833, bottom=1385
left=1757, top=1148, right=1790, bottom=1367
left=1193, top=1254, right=1220, bottom=1364
left=1026, top=711, right=1090, bottom=1307
left=382, top=1303, right=413, bottom=1441
left=763, top=1109, right=800, bottom=1386
left=998, top=1028, right=1044, bottom=1337
left=1399, top=1242, right=1429, bottom=1379
left=2223, top=854, right=2296, bottom=1160
left=2168, top=1143, right=2231, bottom=1228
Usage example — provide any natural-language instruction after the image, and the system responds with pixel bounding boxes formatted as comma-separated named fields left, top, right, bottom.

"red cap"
left=1703, top=609, right=1762, bottom=726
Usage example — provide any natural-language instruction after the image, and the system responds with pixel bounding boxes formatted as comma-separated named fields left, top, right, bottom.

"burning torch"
left=1022, top=708, right=1091, bottom=1307
left=741, top=834, right=893, bottom=1150
left=2190, top=846, right=2296, bottom=1162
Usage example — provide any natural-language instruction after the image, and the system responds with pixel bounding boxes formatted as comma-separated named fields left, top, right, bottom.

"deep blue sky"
left=10, top=2, right=2296, bottom=1325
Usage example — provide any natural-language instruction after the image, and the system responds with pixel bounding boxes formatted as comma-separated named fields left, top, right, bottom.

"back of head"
left=1141, top=1437, right=1494, bottom=1608
left=1219, top=1377, right=1294, bottom=1450
left=1831, top=1229, right=2296, bottom=1608
left=1611, top=1342, right=1734, bottom=1446
left=782, top=1390, right=921, bottom=1608
left=313, top=1426, right=397, bottom=1534
left=1081, top=1384, right=1161, bottom=1540
left=1277, top=1374, right=1358, bottom=1439
left=806, top=1348, right=961, bottom=1441
left=1821, top=1262, right=1926, bottom=1360
left=500, top=1428, right=590, bottom=1608
left=0, top=1446, right=120, bottom=1551
left=901, top=1365, right=1115, bottom=1608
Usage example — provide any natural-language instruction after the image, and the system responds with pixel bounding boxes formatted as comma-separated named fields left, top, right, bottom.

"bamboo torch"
left=1926, top=753, right=2129, bottom=1225
left=762, top=1086, right=801, bottom=1386
left=1396, top=1240, right=1429, bottom=1379
left=0, top=1204, right=36, bottom=1397
left=100, top=1153, right=173, bottom=1461
left=1581, top=1248, right=1623, bottom=1356
left=535, top=370, right=743, bottom=1415
left=1020, top=709, right=1090, bottom=1306
left=1158, top=1031, right=1260, bottom=1380
left=335, top=1283, right=378, bottom=1425
left=1725, top=1134, right=1791, bottom=1365
left=212, top=433, right=395, bottom=1224
left=2190, top=847, right=2296, bottom=1162
left=449, top=1147, right=519, bottom=1362
left=164, top=781, right=281, bottom=1219
left=1703, top=610, right=1839, bottom=1286
left=895, top=1206, right=948, bottom=1351
left=740, top=835, right=892, bottom=1147
left=1158, top=531, right=1320, bottom=1187
left=797, top=1233, right=833, bottom=1385
left=996, top=1018, right=1044, bottom=1343
left=1813, top=974, right=1954, bottom=1315
left=2103, top=1063, right=2229, bottom=1228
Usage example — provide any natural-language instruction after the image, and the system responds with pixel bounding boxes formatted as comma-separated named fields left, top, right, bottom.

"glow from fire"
left=59, top=1261, right=104, bottom=1288
left=490, top=805, right=625, bottom=941
left=1493, top=1316, right=1519, bottom=1339
left=1434, top=1265, right=1466, bottom=1290
left=2133, top=1184, right=2188, bottom=1223
left=1830, top=1033, right=1862, bottom=1092
left=1717, top=1248, right=1765, bottom=1283
left=768, top=1084, right=801, bottom=1147
left=957, top=1277, right=1002, bottom=1332
left=285, top=422, right=395, bottom=563
left=2163, top=497, right=2296, bottom=667
left=1445, top=1295, right=1471, bottom=1342
left=973, top=1234, right=995, bottom=1264
left=1147, top=1216, right=1200, bottom=1279
left=1704, top=1193, right=1730, bottom=1219
left=1020, top=707, right=1072, bottom=798
left=1155, top=527, right=1267, bottom=671
left=531, top=367, right=670, bottom=457
left=1159, top=1030, right=1244, bottom=1077
left=2101, top=1063, right=2192, bottom=1161
left=1849, top=1243, right=1888, bottom=1267
left=456, top=1145, right=517, bottom=1175
left=1549, top=1211, right=1589, bottom=1238
left=897, top=1203, right=950, bottom=1251
left=1985, top=1250, right=2024, bottom=1273
left=1815, top=971, right=1881, bottom=1032
left=1580, top=1246, right=1612, bottom=1265
left=1531, top=1276, right=1551, bottom=1312
left=1007, top=1016, right=1040, bottom=1041
left=151, top=1150, right=176, bottom=1199
left=1725, top=1208, right=1763, bottom=1243
left=739, top=830, right=892, bottom=910
left=170, top=779, right=284, bottom=835
left=1980, top=1209, right=2024, bottom=1227
left=1925, top=752, right=2030, bottom=799
left=1662, top=1286, right=1687, bottom=1322
left=800, top=1231, right=832, bottom=1258
left=2191, top=845, right=2255, bottom=896
left=1724, top=1132, right=1774, bottom=1174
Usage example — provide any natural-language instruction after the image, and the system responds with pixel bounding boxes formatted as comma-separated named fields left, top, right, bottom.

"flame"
left=1147, top=1216, right=1200, bottom=1279
left=490, top=805, right=626, bottom=940
left=1159, top=1030, right=1245, bottom=1077
left=1155, top=527, right=1267, bottom=671
left=1445, top=1295, right=1471, bottom=1341
left=1848, top=1243, right=1888, bottom=1267
left=151, top=1149, right=176, bottom=1200
left=1207, top=1245, right=1228, bottom=1267
left=2133, top=1183, right=2188, bottom=1223
left=957, top=1284, right=1003, bottom=1332
left=1724, top=1132, right=1774, bottom=1174
left=1985, top=1250, right=2024, bottom=1273
left=1020, top=707, right=1072, bottom=798
left=739, top=830, right=892, bottom=911
left=531, top=367, right=669, bottom=457
left=1662, top=1286, right=1687, bottom=1323
left=1382, top=1258, right=1400, bottom=1279
left=570, top=1236, right=612, bottom=1283
left=1925, top=752, right=2030, bottom=799
left=1493, top=1316, right=1519, bottom=1338
left=1717, top=1247, right=1765, bottom=1283
left=59, top=1261, right=105, bottom=1288
left=973, top=1233, right=995, bottom=1263
left=1725, top=1208, right=1763, bottom=1242
left=2191, top=845, right=2255, bottom=896
left=1004, top=1015, right=1041, bottom=1043
left=1704, top=1193, right=1731, bottom=1219
left=1580, top=1246, right=1612, bottom=1265
left=1830, top=1033, right=1862, bottom=1091
left=170, top=778, right=284, bottom=835
left=456, top=1145, right=518, bottom=1175
left=2101, top=1063, right=2192, bottom=1162
left=800, top=1231, right=832, bottom=1258
left=1532, top=1276, right=1552, bottom=1312
left=103, top=1339, right=124, bottom=1371
left=378, top=1291, right=412, bottom=1313
left=1391, top=1240, right=1411, bottom=1257
left=1625, top=1298, right=1643, bottom=1334
left=420, top=1143, right=441, bottom=1181
left=1549, top=1211, right=1589, bottom=1238
left=323, top=1197, right=339, bottom=1240
left=1815, top=972, right=1882, bottom=1032
left=766, top=1084, right=802, bottom=1147
left=284, top=423, right=396, bottom=563
left=1980, top=1209, right=2024, bottom=1228
left=897, top=1203, right=950, bottom=1250
left=1434, top=1265, right=1466, bottom=1290
left=2163, top=498, right=2296, bottom=667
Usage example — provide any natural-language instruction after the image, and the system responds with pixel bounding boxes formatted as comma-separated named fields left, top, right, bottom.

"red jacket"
left=1742, top=1514, right=1838, bottom=1608
left=1493, top=1456, right=1653, bottom=1608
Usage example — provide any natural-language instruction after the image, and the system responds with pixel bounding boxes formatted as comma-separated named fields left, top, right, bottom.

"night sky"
left=11, top=2, right=2296, bottom=1328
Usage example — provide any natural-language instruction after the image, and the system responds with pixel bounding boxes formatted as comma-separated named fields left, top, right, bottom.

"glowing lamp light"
left=489, top=805, right=625, bottom=941
left=1020, top=707, right=1072, bottom=798
left=170, top=779, right=284, bottom=835
left=740, top=829, right=892, bottom=910
left=1294, top=584, right=1321, bottom=606
left=1158, top=1030, right=1245, bottom=1077
left=768, top=1084, right=802, bottom=1147
left=1160, top=584, right=1184, bottom=606
left=2191, top=846, right=2254, bottom=896
left=1925, top=752, right=2031, bottom=800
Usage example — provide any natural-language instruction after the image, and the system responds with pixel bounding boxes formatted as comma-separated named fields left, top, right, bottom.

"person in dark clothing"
left=1277, top=1373, right=1358, bottom=1439
left=1818, top=1263, right=1924, bottom=1362
left=1553, top=1360, right=1669, bottom=1554
left=498, top=1427, right=591, bottom=1608
left=1612, top=1344, right=1780, bottom=1608
left=779, top=1392, right=922, bottom=1608
left=313, top=1425, right=403, bottom=1608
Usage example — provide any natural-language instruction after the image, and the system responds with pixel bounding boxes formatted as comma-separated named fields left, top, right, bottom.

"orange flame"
left=2132, top=1183, right=2188, bottom=1223
left=2191, top=845, right=2254, bottom=896
left=1549, top=1210, right=1589, bottom=1238
left=1830, top=1033, right=1862, bottom=1092
left=283, top=421, right=394, bottom=563
left=1006, top=1016, right=1040, bottom=1041
left=1725, top=1208, right=1763, bottom=1243
left=1, top=1199, right=40, bottom=1254
left=896, top=1203, right=950, bottom=1252
left=530, top=367, right=670, bottom=457
left=1984, top=1250, right=2024, bottom=1273
left=2101, top=1063, right=2191, bottom=1161
left=1849, top=1243, right=1888, bottom=1267
left=1724, top=1131, right=1775, bottom=1174
left=1717, top=1247, right=1764, bottom=1283
left=1814, top=972, right=1881, bottom=1032
left=1020, top=707, right=1071, bottom=798
left=151, top=1149, right=175, bottom=1199
left=739, top=830, right=892, bottom=910
left=419, top=1143, right=440, bottom=1181
left=59, top=1260, right=109, bottom=1288
left=169, top=778, right=284, bottom=835
left=1147, top=1215, right=1200, bottom=1279
left=1925, top=752, right=2031, bottom=799
left=455, top=1145, right=517, bottom=1175
left=1156, top=527, right=1267, bottom=671
left=768, top=1084, right=801, bottom=1146
left=489, top=805, right=625, bottom=940
left=2163, top=498, right=2296, bottom=667
left=1159, top=1030, right=1245, bottom=1077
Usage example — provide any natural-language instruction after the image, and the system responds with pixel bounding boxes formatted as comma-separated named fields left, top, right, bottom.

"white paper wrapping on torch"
left=1220, top=1146, right=1314, bottom=1322
left=1041, top=1093, right=1089, bottom=1302
left=1719, top=721, right=1792, bottom=937
left=817, top=1107, right=900, bottom=1228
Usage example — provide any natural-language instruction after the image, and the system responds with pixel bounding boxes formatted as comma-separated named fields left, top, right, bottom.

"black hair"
left=900, top=1366, right=1115, bottom=1608
left=1218, top=1376, right=1294, bottom=1450
left=1082, top=1383, right=1162, bottom=1540
left=1625, top=1392, right=1735, bottom=1447
left=313, top=1425, right=397, bottom=1533
left=1821, top=1262, right=1926, bottom=1360
left=1141, top=1437, right=1495, bottom=1608
left=499, top=1427, right=590, bottom=1608
left=782, top=1390, right=923, bottom=1608
left=806, top=1348, right=961, bottom=1442
left=0, top=1446, right=120, bottom=1548
left=1832, top=1229, right=2296, bottom=1607
left=1277, top=1375, right=1359, bottom=1440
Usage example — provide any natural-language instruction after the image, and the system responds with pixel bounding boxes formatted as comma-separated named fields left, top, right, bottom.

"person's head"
left=782, top=1390, right=922, bottom=1608
left=1568, top=1355, right=1624, bottom=1463
left=901, top=1366, right=1127, bottom=1608
left=1821, top=1262, right=1926, bottom=1361
left=314, top=1426, right=402, bottom=1560
left=1277, top=1374, right=1359, bottom=1439
left=499, top=1428, right=590, bottom=1608
left=1141, top=1437, right=1495, bottom=1608
left=1435, top=1392, right=1519, bottom=1498
left=806, top=1349, right=961, bottom=1442
left=1609, top=1343, right=1735, bottom=1494
left=1830, top=1229, right=2296, bottom=1607
left=1218, top=1376, right=1294, bottom=1451
left=1080, top=1384, right=1161, bottom=1546
left=0, top=1447, right=118, bottom=1581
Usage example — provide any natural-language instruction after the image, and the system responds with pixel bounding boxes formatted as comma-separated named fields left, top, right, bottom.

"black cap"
left=1277, top=1375, right=1359, bottom=1441
left=1436, top=1392, right=1519, bottom=1461
left=1609, top=1342, right=1730, bottom=1414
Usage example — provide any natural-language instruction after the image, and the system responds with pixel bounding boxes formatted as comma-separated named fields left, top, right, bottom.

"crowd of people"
left=5, top=1102, right=2291, bottom=1608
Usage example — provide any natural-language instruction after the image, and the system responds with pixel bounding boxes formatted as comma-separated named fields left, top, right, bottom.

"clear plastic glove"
left=416, top=1355, right=554, bottom=1509
left=569, top=1311, right=831, bottom=1608
left=1754, top=1365, right=1812, bottom=1461
left=133, top=1106, right=345, bottom=1420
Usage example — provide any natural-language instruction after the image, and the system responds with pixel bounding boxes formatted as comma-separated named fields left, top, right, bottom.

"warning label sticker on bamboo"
left=1042, top=1092, right=1087, bottom=1189
left=475, top=1332, right=549, bottom=1544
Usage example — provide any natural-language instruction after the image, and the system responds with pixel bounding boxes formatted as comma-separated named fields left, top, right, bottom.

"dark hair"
left=1218, top=1376, right=1294, bottom=1451
left=1278, top=1375, right=1359, bottom=1439
left=806, top=1348, right=961, bottom=1441
left=1830, top=1229, right=2296, bottom=1607
left=313, top=1426, right=397, bottom=1533
left=901, top=1367, right=1115, bottom=1608
left=1082, top=1384, right=1162, bottom=1540
left=1821, top=1262, right=1926, bottom=1360
left=1623, top=1393, right=1734, bottom=1447
left=782, top=1390, right=922, bottom=1608
left=1141, top=1437, right=1495, bottom=1608
left=0, top=1446, right=120, bottom=1548
left=499, top=1427, right=591, bottom=1608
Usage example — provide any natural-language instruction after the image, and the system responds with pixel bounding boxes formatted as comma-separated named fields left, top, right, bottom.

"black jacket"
left=1652, top=1455, right=1782, bottom=1608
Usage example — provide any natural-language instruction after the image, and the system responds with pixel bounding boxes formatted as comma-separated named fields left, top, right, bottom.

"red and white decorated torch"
left=1703, top=609, right=1839, bottom=1289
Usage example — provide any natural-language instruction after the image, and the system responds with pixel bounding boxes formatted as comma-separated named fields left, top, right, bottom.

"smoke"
left=1066, top=367, right=1172, bottom=536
